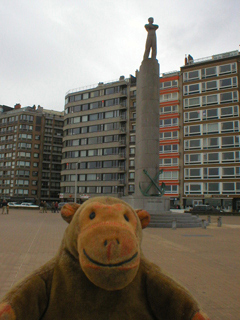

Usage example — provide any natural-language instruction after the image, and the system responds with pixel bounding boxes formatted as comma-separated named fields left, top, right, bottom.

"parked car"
left=19, top=203, right=39, bottom=208
left=58, top=202, right=68, bottom=209
left=8, top=202, right=19, bottom=207
left=190, top=205, right=223, bottom=214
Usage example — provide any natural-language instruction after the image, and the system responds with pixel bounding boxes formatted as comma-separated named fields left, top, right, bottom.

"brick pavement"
left=0, top=209, right=239, bottom=319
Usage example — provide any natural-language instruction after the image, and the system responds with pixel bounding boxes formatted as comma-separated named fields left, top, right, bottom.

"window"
left=184, top=183, right=202, bottom=194
left=184, top=111, right=201, bottom=122
left=221, top=106, right=238, bottom=118
left=185, top=153, right=201, bottom=164
left=222, top=136, right=239, bottom=148
left=220, top=77, right=237, bottom=89
left=89, top=125, right=99, bottom=133
left=89, top=114, right=98, bottom=121
left=184, top=139, right=201, bottom=150
left=204, top=183, right=220, bottom=194
left=185, top=168, right=202, bottom=179
left=184, top=97, right=200, bottom=108
left=220, top=91, right=238, bottom=103
left=183, top=70, right=200, bottom=82
left=90, top=90, right=99, bottom=98
left=201, top=66, right=217, bottom=79
left=81, top=115, right=88, bottom=122
left=202, top=80, right=217, bottom=92
left=183, top=83, right=200, bottom=95
left=160, top=105, right=178, bottom=114
left=164, top=185, right=179, bottom=194
left=160, top=92, right=178, bottom=102
left=202, top=108, right=218, bottom=120
left=222, top=151, right=240, bottom=163
left=203, top=153, right=219, bottom=163
left=87, top=174, right=97, bottom=181
left=159, top=144, right=178, bottom=153
left=159, top=118, right=178, bottom=127
left=221, top=121, right=239, bottom=133
left=202, top=94, right=218, bottom=106
left=160, top=80, right=178, bottom=89
left=203, top=123, right=219, bottom=134
left=82, top=93, right=89, bottom=100
left=160, top=131, right=178, bottom=140
left=184, top=125, right=201, bottom=136
left=203, top=137, right=219, bottom=149
left=161, top=171, right=178, bottom=180
left=222, top=182, right=235, bottom=194
left=204, top=167, right=219, bottom=179
left=222, top=167, right=235, bottom=178
left=90, top=102, right=99, bottom=110
left=219, top=63, right=236, bottom=75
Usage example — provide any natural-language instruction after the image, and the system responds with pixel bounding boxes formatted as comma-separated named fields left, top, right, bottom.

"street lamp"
left=74, top=160, right=80, bottom=203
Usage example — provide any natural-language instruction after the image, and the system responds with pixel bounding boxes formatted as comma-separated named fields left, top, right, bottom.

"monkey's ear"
left=61, top=203, right=81, bottom=223
left=135, top=209, right=150, bottom=229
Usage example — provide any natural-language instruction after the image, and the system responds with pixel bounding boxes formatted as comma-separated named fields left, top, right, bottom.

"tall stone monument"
left=124, top=18, right=170, bottom=214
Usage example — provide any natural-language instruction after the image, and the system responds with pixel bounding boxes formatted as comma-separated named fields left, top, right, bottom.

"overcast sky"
left=1, top=0, right=239, bottom=112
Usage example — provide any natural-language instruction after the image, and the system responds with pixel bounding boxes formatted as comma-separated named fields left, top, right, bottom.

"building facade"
left=181, top=50, right=240, bottom=211
left=159, top=71, right=181, bottom=207
left=0, top=104, right=63, bottom=204
left=62, top=48, right=240, bottom=211
left=61, top=76, right=135, bottom=202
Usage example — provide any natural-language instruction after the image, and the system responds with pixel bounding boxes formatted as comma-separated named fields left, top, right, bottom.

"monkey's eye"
left=89, top=212, right=96, bottom=220
left=124, top=214, right=129, bottom=222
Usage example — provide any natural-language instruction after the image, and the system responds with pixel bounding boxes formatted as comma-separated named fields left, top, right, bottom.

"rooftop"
left=183, top=49, right=240, bottom=67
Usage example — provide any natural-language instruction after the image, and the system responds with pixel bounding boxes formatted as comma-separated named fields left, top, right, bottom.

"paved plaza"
left=0, top=209, right=239, bottom=319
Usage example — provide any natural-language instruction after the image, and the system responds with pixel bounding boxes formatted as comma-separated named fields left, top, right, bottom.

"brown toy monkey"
left=0, top=197, right=209, bottom=319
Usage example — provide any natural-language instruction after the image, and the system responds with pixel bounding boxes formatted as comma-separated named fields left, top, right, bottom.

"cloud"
left=0, top=0, right=239, bottom=110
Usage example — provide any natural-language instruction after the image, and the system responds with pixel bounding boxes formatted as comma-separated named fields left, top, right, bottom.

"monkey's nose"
left=104, top=239, right=120, bottom=247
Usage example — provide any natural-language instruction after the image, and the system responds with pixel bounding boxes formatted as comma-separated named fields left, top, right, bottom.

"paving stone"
left=0, top=210, right=239, bottom=319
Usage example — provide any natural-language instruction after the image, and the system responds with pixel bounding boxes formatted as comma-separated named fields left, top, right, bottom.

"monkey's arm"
left=0, top=260, right=55, bottom=320
left=143, top=260, right=209, bottom=320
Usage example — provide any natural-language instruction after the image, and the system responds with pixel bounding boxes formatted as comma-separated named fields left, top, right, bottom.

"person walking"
left=40, top=201, right=44, bottom=213
left=51, top=202, right=55, bottom=213
left=55, top=202, right=59, bottom=213
left=43, top=201, right=47, bottom=213
left=2, top=199, right=8, bottom=214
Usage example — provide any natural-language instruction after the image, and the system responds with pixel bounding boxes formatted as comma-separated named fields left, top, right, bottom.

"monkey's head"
left=61, top=197, right=150, bottom=291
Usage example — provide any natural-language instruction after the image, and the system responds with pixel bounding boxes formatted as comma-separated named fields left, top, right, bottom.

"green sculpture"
left=139, top=169, right=165, bottom=197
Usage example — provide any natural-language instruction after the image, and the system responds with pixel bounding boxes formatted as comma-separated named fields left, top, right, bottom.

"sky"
left=1, top=0, right=240, bottom=112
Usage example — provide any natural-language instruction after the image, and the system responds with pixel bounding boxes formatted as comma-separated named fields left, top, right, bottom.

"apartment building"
left=181, top=50, right=240, bottom=211
left=159, top=71, right=181, bottom=207
left=61, top=48, right=240, bottom=211
left=61, top=76, right=136, bottom=201
left=0, top=104, right=64, bottom=204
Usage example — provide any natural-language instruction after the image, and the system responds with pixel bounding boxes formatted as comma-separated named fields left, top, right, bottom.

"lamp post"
left=74, top=160, right=80, bottom=203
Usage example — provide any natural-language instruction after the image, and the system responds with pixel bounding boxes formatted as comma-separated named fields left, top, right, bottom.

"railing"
left=65, top=78, right=130, bottom=96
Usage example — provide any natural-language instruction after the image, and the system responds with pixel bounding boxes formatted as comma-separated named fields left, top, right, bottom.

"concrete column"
left=135, top=58, right=160, bottom=197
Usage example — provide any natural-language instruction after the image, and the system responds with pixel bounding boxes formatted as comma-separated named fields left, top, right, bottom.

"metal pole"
left=74, top=161, right=78, bottom=203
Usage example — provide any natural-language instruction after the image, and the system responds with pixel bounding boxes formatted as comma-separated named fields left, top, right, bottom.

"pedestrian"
left=55, top=202, right=59, bottom=213
left=51, top=202, right=55, bottom=213
left=2, top=199, right=8, bottom=214
left=7, top=203, right=9, bottom=214
left=43, top=201, right=47, bottom=213
left=40, top=201, right=44, bottom=213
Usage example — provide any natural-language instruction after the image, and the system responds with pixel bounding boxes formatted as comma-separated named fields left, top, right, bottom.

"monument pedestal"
left=123, top=196, right=170, bottom=214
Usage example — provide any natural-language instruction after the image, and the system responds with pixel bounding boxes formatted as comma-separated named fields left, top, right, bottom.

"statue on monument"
left=143, top=17, right=159, bottom=60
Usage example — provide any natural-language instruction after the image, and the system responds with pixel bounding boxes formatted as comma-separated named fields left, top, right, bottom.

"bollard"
left=208, top=215, right=211, bottom=223
left=202, top=219, right=207, bottom=229
left=217, top=216, right=222, bottom=227
left=172, top=219, right=176, bottom=230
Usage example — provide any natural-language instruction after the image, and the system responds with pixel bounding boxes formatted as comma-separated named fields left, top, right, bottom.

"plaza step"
left=148, top=212, right=203, bottom=228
